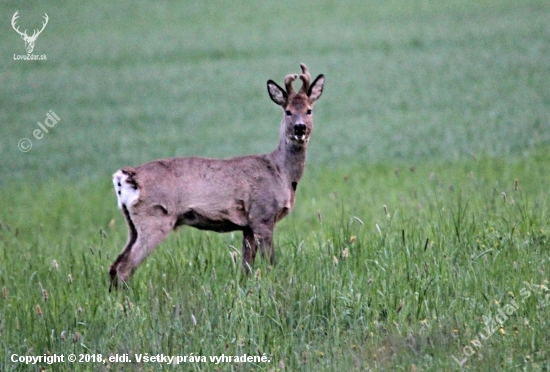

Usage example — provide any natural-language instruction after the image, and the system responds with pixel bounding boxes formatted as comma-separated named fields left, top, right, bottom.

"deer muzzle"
left=293, top=123, right=307, bottom=140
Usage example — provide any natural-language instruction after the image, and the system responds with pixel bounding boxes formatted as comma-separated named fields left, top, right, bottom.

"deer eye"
left=285, top=110, right=292, bottom=116
left=306, top=109, right=312, bottom=115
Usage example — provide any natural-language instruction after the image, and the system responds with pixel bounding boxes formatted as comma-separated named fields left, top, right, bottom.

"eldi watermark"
left=18, top=110, right=61, bottom=152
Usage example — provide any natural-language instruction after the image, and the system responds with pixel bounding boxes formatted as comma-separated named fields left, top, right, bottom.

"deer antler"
left=284, top=74, right=298, bottom=96
left=31, top=13, right=49, bottom=38
left=298, top=63, right=311, bottom=95
left=11, top=11, right=48, bottom=40
left=11, top=11, right=27, bottom=38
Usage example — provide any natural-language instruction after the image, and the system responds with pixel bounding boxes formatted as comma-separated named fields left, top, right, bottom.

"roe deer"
left=110, top=64, right=325, bottom=289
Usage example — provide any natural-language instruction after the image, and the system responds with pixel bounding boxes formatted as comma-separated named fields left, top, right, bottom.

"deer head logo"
left=11, top=11, right=49, bottom=54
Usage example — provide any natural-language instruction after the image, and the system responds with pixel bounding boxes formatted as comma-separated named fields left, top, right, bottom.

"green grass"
left=2, top=157, right=550, bottom=371
left=1, top=0, right=550, bottom=371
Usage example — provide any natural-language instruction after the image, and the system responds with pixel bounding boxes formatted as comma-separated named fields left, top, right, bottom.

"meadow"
left=1, top=0, right=550, bottom=370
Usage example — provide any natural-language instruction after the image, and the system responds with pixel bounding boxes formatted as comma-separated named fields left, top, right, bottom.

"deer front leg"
left=242, top=227, right=257, bottom=274
left=255, top=223, right=275, bottom=265
left=110, top=211, right=175, bottom=290
left=241, top=222, right=275, bottom=274
left=258, top=227, right=275, bottom=265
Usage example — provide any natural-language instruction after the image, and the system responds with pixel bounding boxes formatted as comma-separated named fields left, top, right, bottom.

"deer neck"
left=272, top=125, right=308, bottom=185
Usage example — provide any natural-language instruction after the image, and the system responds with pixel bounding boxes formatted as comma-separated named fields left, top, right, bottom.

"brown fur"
left=109, top=64, right=325, bottom=289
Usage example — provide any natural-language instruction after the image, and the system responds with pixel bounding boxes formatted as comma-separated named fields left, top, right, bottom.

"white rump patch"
left=113, top=170, right=140, bottom=209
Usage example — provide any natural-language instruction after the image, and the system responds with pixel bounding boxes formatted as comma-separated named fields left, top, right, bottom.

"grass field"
left=1, top=0, right=550, bottom=371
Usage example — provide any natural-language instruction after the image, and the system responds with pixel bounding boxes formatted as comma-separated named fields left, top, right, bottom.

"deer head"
left=267, top=64, right=325, bottom=147
left=11, top=11, right=49, bottom=54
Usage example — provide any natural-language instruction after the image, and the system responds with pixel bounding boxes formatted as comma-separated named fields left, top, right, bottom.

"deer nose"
left=294, top=123, right=306, bottom=136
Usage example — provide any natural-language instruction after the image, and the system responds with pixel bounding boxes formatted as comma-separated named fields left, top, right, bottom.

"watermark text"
left=18, top=110, right=61, bottom=152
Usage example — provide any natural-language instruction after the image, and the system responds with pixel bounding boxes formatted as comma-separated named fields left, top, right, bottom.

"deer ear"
left=267, top=80, right=287, bottom=106
left=308, top=74, right=325, bottom=103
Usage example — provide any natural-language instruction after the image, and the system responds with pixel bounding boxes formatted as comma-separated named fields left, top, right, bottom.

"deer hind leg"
left=110, top=169, right=175, bottom=290
left=110, top=209, right=175, bottom=290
